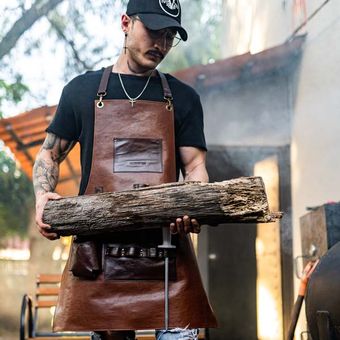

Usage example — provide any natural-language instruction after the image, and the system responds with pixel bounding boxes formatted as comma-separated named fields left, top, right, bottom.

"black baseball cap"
left=126, top=0, right=188, bottom=41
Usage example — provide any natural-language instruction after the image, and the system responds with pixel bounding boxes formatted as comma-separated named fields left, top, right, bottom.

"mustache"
left=147, top=49, right=164, bottom=60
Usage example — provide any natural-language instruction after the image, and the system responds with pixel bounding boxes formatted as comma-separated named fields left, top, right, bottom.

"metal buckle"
left=164, top=96, right=173, bottom=111
left=96, top=91, right=107, bottom=108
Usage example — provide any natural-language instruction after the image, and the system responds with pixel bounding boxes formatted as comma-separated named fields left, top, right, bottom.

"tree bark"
left=0, top=0, right=64, bottom=60
left=43, top=177, right=282, bottom=236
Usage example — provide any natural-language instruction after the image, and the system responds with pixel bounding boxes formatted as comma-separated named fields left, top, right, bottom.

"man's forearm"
left=33, top=154, right=59, bottom=196
left=183, top=162, right=209, bottom=183
left=33, top=153, right=61, bottom=240
left=33, top=133, right=75, bottom=197
left=179, top=147, right=209, bottom=183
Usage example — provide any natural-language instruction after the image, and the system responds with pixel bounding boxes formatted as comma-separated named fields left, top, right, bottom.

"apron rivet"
left=97, top=100, right=104, bottom=108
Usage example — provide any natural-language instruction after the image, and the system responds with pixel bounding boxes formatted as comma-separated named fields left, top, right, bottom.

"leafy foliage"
left=0, top=77, right=29, bottom=119
left=45, top=0, right=127, bottom=76
left=160, top=0, right=223, bottom=73
left=0, top=0, right=129, bottom=116
left=0, top=147, right=34, bottom=238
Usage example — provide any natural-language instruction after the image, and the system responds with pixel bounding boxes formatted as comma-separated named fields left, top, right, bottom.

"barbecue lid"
left=305, top=241, right=340, bottom=339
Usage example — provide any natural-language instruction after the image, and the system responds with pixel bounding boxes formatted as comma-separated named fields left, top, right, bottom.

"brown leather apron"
left=53, top=66, right=217, bottom=332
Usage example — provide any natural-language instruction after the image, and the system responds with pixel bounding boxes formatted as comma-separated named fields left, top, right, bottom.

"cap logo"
left=159, top=0, right=180, bottom=18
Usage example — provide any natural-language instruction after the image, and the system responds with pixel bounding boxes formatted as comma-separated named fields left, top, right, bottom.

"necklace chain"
left=118, top=72, right=153, bottom=107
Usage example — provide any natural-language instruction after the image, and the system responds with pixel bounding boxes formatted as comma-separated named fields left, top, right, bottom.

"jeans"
left=94, top=328, right=199, bottom=340
left=156, top=328, right=199, bottom=340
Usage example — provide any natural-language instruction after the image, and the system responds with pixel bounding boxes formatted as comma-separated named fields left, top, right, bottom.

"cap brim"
left=138, top=13, right=188, bottom=41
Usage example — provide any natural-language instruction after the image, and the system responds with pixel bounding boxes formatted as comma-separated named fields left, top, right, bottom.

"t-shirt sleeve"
left=176, top=92, right=207, bottom=151
left=46, top=84, right=79, bottom=141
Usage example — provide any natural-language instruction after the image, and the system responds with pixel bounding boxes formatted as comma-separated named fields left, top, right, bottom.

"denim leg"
left=156, top=328, right=199, bottom=340
left=93, top=331, right=135, bottom=340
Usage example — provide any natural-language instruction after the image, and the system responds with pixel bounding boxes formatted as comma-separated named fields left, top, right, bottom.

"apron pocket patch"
left=113, top=138, right=163, bottom=173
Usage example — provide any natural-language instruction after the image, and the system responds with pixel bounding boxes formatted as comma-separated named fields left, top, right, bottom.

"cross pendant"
left=129, top=99, right=136, bottom=107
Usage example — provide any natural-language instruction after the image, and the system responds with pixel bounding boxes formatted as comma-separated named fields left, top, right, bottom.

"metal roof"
left=0, top=105, right=80, bottom=196
left=173, top=35, right=306, bottom=90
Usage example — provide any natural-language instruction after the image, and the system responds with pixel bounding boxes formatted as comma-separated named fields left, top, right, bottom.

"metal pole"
left=159, top=227, right=176, bottom=330
left=164, top=255, right=170, bottom=329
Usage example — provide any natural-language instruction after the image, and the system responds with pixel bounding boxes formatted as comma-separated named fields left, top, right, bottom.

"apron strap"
left=158, top=71, right=173, bottom=111
left=158, top=71, right=173, bottom=99
left=97, top=65, right=113, bottom=96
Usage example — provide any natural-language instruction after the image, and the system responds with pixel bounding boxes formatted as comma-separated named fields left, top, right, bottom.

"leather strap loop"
left=97, top=65, right=113, bottom=96
left=158, top=71, right=173, bottom=99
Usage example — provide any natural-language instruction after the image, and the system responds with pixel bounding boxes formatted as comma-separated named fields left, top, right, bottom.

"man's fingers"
left=170, top=222, right=177, bottom=234
left=183, top=215, right=192, bottom=233
left=40, top=229, right=58, bottom=238
left=39, top=222, right=52, bottom=230
left=171, top=216, right=202, bottom=235
left=38, top=227, right=59, bottom=240
left=37, top=224, right=51, bottom=234
left=170, top=216, right=202, bottom=235
left=43, top=232, right=59, bottom=240
left=191, top=219, right=201, bottom=234
left=36, top=221, right=59, bottom=240
left=176, top=218, right=184, bottom=234
left=35, top=217, right=51, bottom=230
left=47, top=192, right=62, bottom=200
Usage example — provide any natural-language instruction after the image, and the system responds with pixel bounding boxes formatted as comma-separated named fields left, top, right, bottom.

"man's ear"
left=121, top=14, right=131, bottom=34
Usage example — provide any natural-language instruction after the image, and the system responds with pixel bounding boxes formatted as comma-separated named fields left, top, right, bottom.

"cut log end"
left=258, top=211, right=283, bottom=223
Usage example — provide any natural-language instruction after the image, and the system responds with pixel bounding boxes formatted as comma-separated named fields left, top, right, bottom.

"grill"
left=300, top=203, right=340, bottom=339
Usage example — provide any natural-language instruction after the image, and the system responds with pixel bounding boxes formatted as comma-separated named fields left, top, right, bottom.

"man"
left=34, top=0, right=217, bottom=339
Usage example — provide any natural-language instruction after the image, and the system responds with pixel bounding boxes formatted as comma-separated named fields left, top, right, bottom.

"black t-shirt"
left=47, top=68, right=207, bottom=194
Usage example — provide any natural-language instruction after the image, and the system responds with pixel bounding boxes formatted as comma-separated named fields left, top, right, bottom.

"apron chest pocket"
left=113, top=138, right=163, bottom=173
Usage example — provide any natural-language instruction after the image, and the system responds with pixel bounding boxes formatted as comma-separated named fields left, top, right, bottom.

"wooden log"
left=43, top=176, right=282, bottom=237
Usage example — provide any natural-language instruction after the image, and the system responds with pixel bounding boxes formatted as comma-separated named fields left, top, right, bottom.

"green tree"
left=160, top=0, right=223, bottom=73
left=0, top=0, right=127, bottom=117
left=0, top=0, right=67, bottom=117
left=0, top=78, right=29, bottom=119
left=0, top=147, right=34, bottom=239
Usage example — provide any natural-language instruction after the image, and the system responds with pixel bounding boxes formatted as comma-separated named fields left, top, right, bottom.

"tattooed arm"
left=33, top=133, right=76, bottom=240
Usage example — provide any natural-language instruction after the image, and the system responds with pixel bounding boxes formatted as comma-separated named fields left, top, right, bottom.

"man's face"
left=124, top=16, right=176, bottom=71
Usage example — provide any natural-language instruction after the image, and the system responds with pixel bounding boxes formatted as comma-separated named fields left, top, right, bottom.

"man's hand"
left=35, top=192, right=62, bottom=240
left=170, top=147, right=208, bottom=235
left=170, top=215, right=201, bottom=235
